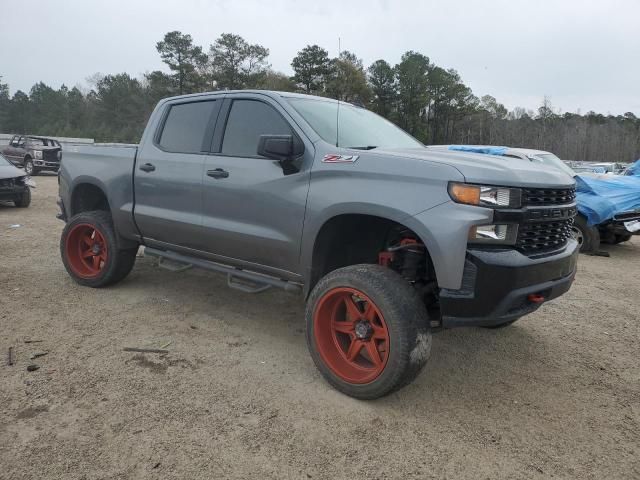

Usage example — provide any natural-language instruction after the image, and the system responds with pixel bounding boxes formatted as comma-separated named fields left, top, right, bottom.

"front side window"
left=287, top=97, right=423, bottom=150
left=158, top=100, right=218, bottom=153
left=221, top=100, right=293, bottom=157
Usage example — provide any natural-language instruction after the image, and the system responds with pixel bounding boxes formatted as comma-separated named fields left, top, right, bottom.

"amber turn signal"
left=449, top=183, right=481, bottom=205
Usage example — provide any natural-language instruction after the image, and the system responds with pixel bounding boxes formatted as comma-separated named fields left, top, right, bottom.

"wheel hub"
left=92, top=243, right=102, bottom=255
left=354, top=320, right=373, bottom=340
left=313, top=287, right=390, bottom=384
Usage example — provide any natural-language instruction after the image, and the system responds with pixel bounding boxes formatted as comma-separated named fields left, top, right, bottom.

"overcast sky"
left=1, top=0, right=638, bottom=115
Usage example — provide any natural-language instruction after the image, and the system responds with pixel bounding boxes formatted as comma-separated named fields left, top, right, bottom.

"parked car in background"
left=589, top=162, right=626, bottom=175
left=429, top=145, right=640, bottom=252
left=0, top=153, right=35, bottom=207
left=1, top=135, right=62, bottom=175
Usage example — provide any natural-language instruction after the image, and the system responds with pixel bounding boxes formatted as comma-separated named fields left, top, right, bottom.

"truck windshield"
left=0, top=154, right=11, bottom=166
left=530, top=153, right=576, bottom=177
left=287, top=97, right=423, bottom=149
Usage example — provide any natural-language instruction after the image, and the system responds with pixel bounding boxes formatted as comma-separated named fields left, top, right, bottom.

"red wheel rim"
left=65, top=223, right=108, bottom=279
left=313, top=287, right=390, bottom=384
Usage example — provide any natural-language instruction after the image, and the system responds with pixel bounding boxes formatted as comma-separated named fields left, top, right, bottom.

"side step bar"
left=144, top=247, right=302, bottom=294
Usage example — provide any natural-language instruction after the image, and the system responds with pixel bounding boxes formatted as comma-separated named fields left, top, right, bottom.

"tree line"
left=0, top=31, right=638, bottom=161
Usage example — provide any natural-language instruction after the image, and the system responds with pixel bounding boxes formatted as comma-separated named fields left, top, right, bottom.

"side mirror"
left=257, top=134, right=304, bottom=161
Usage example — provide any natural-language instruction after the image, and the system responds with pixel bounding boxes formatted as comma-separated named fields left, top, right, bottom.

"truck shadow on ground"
left=120, top=256, right=550, bottom=405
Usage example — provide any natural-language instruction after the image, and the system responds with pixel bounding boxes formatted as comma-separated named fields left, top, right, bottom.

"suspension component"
left=378, top=237, right=426, bottom=282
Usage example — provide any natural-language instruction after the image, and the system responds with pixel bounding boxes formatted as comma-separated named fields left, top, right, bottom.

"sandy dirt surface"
left=1, top=176, right=639, bottom=479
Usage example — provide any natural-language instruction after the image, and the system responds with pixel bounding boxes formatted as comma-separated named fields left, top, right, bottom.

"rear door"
left=134, top=98, right=222, bottom=249
left=199, top=94, right=312, bottom=275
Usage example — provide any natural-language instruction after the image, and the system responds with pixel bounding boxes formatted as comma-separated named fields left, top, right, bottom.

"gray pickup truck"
left=58, top=90, right=579, bottom=399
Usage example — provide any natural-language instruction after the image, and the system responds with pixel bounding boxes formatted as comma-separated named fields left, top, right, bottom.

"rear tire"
left=571, top=214, right=600, bottom=253
left=306, top=264, right=432, bottom=399
left=60, top=210, right=137, bottom=288
left=13, top=189, right=31, bottom=208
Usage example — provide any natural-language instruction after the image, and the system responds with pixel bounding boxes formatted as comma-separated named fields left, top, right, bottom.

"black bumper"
left=440, top=240, right=579, bottom=328
left=0, top=186, right=28, bottom=201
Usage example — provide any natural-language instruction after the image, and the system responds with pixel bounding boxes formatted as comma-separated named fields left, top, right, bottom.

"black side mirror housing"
left=257, top=134, right=304, bottom=161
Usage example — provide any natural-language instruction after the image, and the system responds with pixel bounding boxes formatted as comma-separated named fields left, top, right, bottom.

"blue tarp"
left=576, top=174, right=640, bottom=225
left=448, top=145, right=509, bottom=156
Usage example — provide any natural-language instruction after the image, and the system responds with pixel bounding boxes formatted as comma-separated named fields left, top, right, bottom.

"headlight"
left=469, top=224, right=518, bottom=245
left=448, top=182, right=521, bottom=208
left=34, top=151, right=43, bottom=159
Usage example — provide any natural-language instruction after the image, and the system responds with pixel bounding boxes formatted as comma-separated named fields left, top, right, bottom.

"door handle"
left=207, top=168, right=229, bottom=179
left=139, top=163, right=156, bottom=172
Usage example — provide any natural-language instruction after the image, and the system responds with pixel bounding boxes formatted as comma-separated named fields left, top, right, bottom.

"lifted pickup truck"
left=58, top=91, right=579, bottom=399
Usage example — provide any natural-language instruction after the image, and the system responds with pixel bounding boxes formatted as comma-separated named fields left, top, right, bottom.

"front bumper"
left=440, top=239, right=579, bottom=328
left=33, top=159, right=60, bottom=170
left=0, top=185, right=28, bottom=201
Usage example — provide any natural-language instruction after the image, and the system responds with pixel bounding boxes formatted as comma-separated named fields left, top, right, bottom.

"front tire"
left=23, top=157, right=37, bottom=176
left=306, top=264, right=432, bottom=399
left=13, top=189, right=31, bottom=208
left=571, top=214, right=600, bottom=253
left=60, top=210, right=137, bottom=288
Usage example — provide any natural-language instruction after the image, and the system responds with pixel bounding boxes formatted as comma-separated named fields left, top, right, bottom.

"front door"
left=200, top=95, right=312, bottom=275
left=134, top=98, right=221, bottom=249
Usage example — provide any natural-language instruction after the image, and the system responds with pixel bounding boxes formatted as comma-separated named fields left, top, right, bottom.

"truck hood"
left=375, top=147, right=575, bottom=188
left=0, top=163, right=27, bottom=180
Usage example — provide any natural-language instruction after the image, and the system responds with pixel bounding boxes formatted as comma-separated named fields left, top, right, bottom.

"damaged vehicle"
left=1, top=135, right=62, bottom=175
left=0, top=153, right=35, bottom=207
left=57, top=91, right=579, bottom=399
left=432, top=146, right=640, bottom=253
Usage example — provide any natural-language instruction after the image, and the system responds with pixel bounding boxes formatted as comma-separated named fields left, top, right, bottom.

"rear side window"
left=221, top=100, right=292, bottom=157
left=158, top=101, right=217, bottom=153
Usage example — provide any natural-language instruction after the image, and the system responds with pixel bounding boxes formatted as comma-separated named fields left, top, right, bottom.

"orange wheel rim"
left=313, top=287, right=390, bottom=384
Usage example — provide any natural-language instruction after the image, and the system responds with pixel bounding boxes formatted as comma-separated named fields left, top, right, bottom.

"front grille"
left=517, top=186, right=576, bottom=255
left=43, top=150, right=61, bottom=163
left=516, top=218, right=574, bottom=254
left=522, top=187, right=576, bottom=206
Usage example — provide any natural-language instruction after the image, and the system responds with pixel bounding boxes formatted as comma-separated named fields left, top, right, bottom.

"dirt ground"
left=0, top=175, right=638, bottom=480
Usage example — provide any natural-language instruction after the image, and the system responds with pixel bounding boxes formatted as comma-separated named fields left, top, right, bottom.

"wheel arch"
left=70, top=181, right=111, bottom=217
left=304, top=210, right=437, bottom=297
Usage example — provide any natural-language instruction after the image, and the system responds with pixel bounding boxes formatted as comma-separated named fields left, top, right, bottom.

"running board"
left=144, top=247, right=302, bottom=294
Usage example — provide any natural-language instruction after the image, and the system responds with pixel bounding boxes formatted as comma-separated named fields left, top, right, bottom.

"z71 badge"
left=322, top=154, right=359, bottom=163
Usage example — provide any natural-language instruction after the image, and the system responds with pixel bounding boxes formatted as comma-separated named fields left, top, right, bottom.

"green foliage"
left=156, top=31, right=207, bottom=95
left=367, top=60, right=396, bottom=118
left=209, top=33, right=270, bottom=90
left=325, top=51, right=371, bottom=104
left=291, top=45, right=331, bottom=94
left=0, top=31, right=638, bottom=161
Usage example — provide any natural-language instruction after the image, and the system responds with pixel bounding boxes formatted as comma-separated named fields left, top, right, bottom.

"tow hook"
left=527, top=294, right=545, bottom=304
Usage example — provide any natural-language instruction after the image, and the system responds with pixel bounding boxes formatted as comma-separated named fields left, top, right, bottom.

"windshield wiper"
left=346, top=146, right=378, bottom=150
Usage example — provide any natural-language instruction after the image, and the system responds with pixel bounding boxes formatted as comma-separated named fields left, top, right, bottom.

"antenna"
left=336, top=37, right=341, bottom=147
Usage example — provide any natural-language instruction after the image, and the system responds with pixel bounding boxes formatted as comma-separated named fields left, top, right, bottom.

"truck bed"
left=59, top=143, right=139, bottom=242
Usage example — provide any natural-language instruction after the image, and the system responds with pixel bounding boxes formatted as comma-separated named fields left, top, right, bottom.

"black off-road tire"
left=13, top=188, right=31, bottom=208
left=60, top=210, right=137, bottom=288
left=572, top=214, right=600, bottom=253
left=306, top=264, right=432, bottom=400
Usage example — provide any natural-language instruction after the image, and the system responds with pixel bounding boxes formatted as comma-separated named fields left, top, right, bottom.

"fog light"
left=468, top=224, right=518, bottom=244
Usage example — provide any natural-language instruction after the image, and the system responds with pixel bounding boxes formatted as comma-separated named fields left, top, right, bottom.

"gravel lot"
left=1, top=175, right=639, bottom=479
